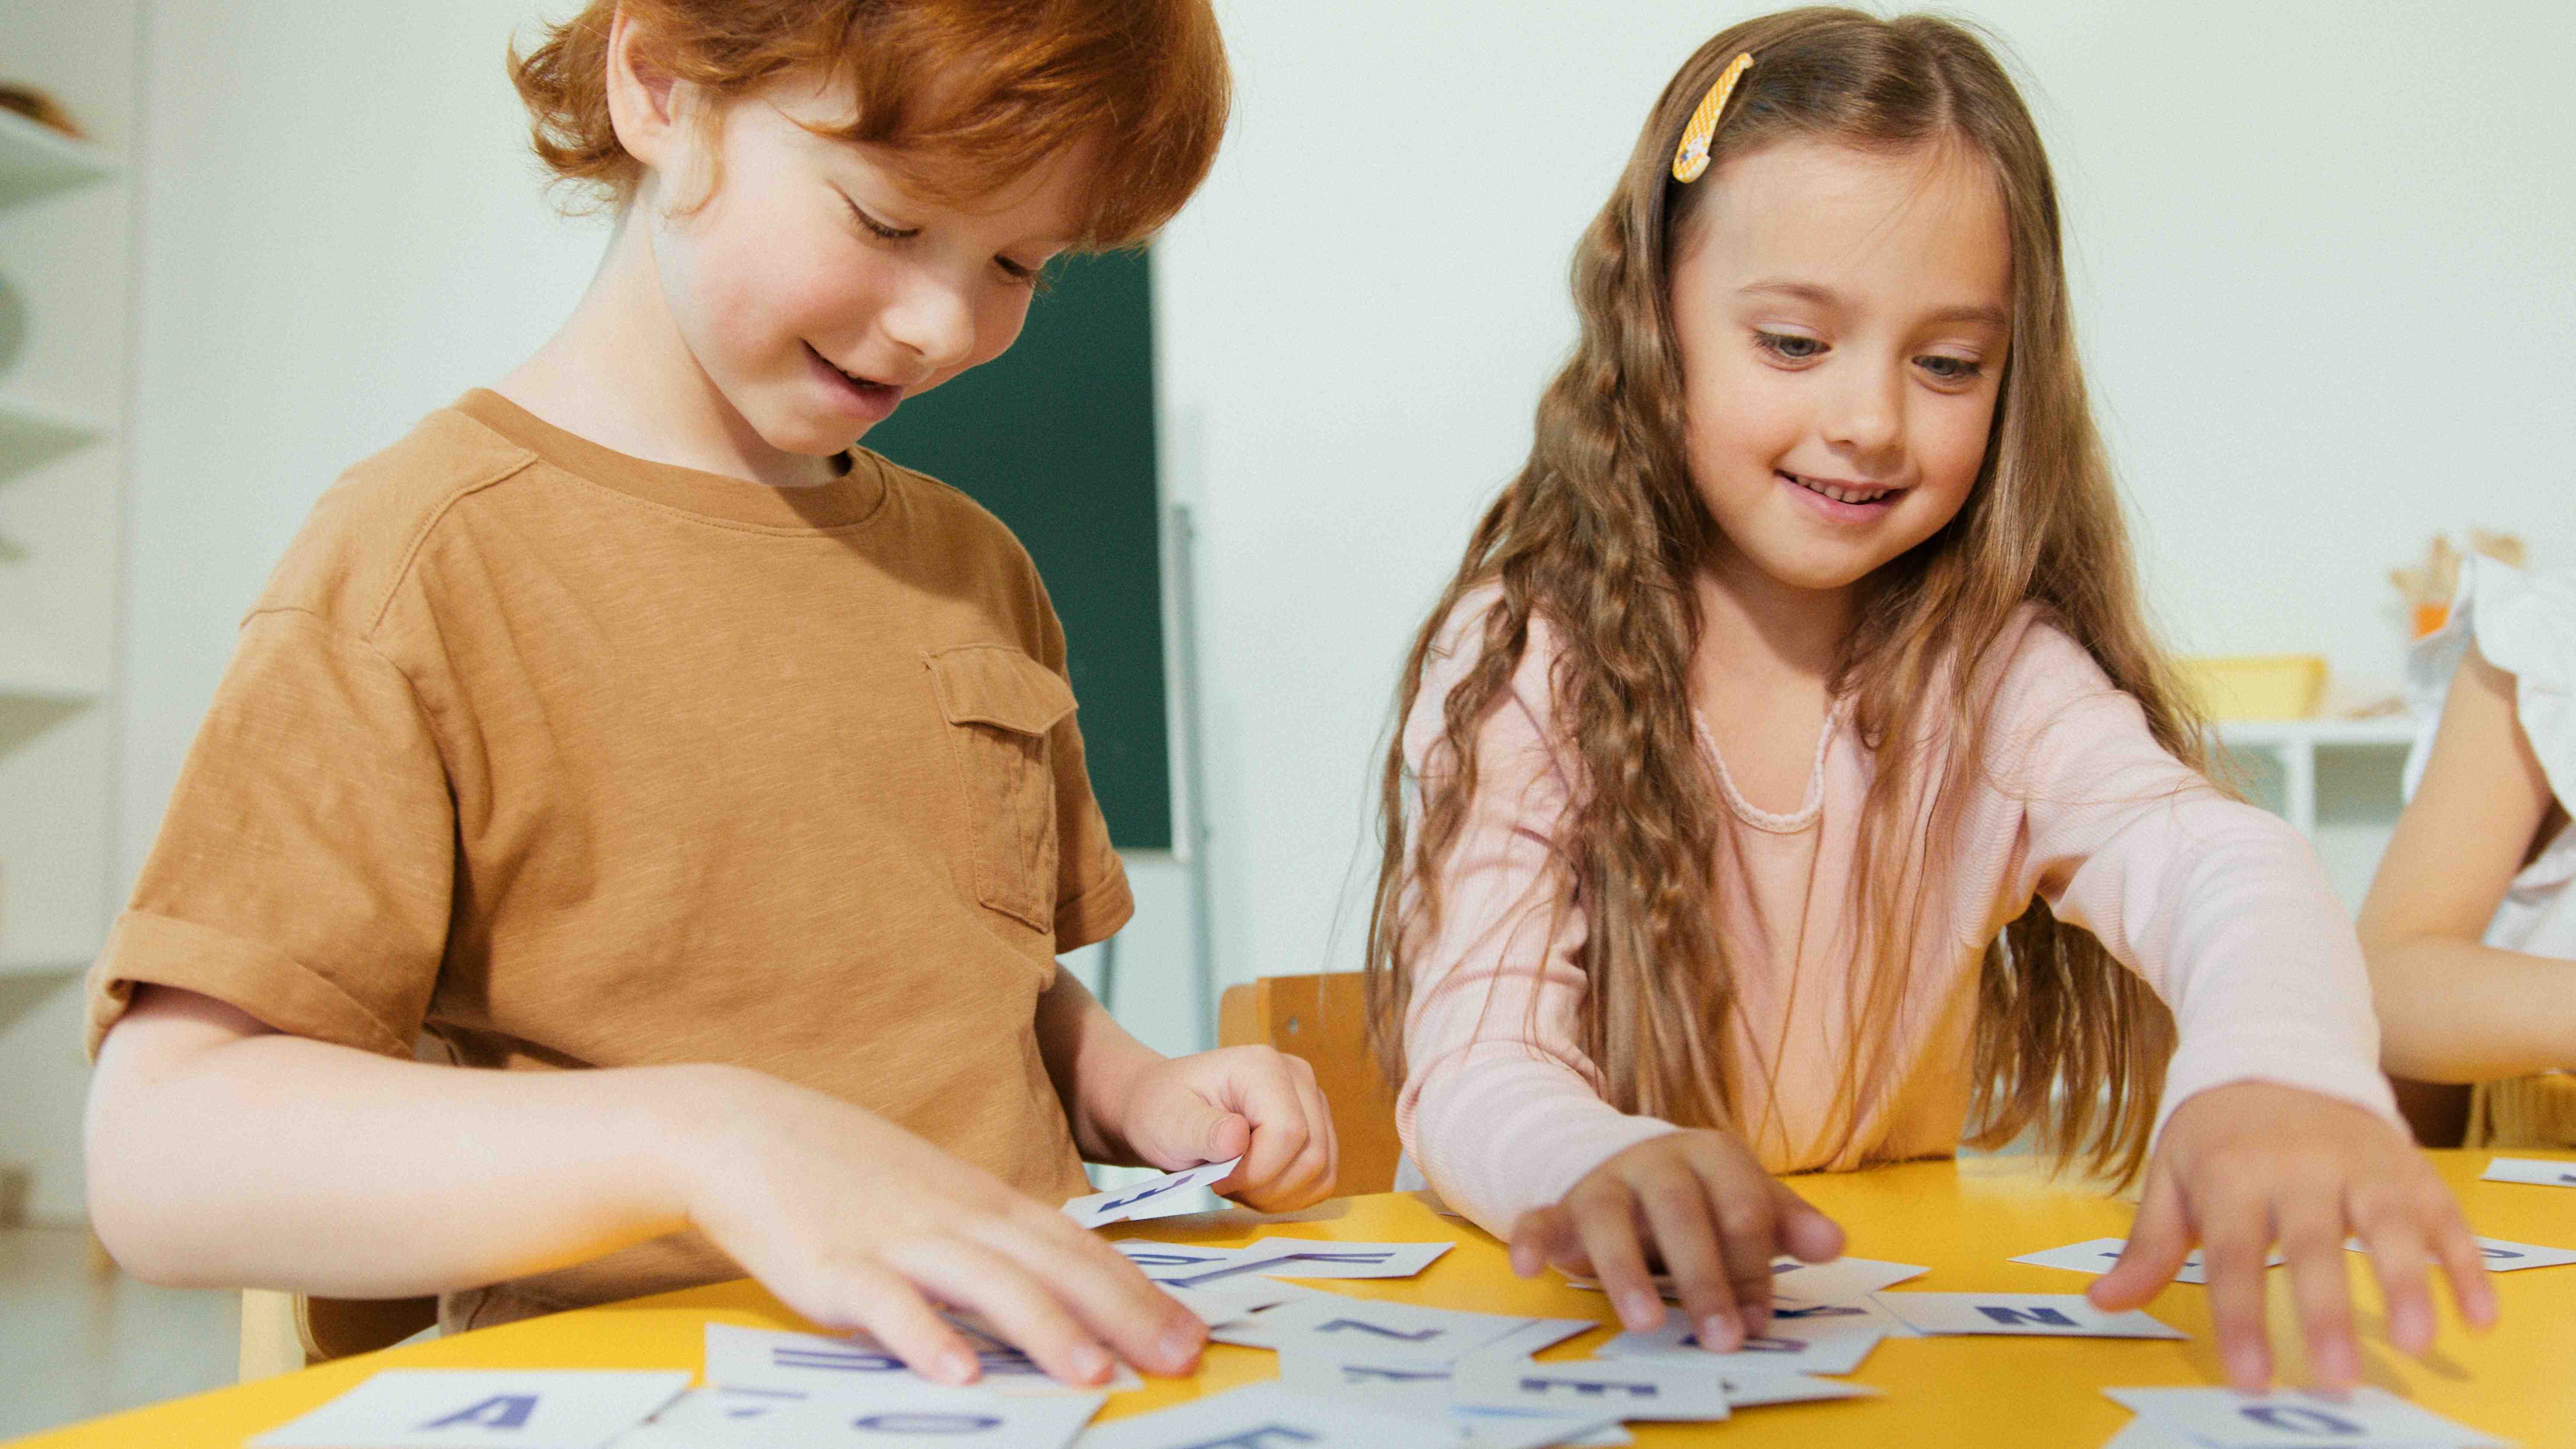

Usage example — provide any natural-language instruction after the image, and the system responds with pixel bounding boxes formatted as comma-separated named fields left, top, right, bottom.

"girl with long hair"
left=1367, top=7, right=2490, bottom=1392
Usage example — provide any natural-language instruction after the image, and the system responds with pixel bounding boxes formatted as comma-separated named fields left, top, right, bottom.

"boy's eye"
left=1754, top=330, right=1826, bottom=362
left=847, top=200, right=918, bottom=242
left=997, top=256, right=1046, bottom=290
left=1915, top=354, right=1983, bottom=383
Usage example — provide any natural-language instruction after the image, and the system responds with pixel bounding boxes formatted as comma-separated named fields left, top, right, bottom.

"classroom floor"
left=0, top=1227, right=237, bottom=1438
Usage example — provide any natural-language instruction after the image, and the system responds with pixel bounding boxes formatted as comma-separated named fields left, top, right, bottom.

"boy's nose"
left=880, top=277, right=977, bottom=373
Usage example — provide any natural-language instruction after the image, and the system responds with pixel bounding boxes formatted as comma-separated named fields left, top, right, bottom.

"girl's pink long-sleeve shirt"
left=1395, top=594, right=2400, bottom=1239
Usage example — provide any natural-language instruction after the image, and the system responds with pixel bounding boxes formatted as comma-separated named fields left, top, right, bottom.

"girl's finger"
left=893, top=1234, right=1123, bottom=1387
left=970, top=1207, right=1204, bottom=1377
left=2199, top=1207, right=2278, bottom=1391
left=1508, top=1205, right=1577, bottom=1279
left=1768, top=1180, right=1845, bottom=1265
left=2426, top=1196, right=2497, bottom=1332
left=2354, top=1212, right=2438, bottom=1357
left=1567, top=1183, right=1663, bottom=1332
left=798, top=1255, right=982, bottom=1386
left=1631, top=1161, right=1739, bottom=1350
left=2092, top=1165, right=2192, bottom=1312
left=1708, top=1177, right=1781, bottom=1337
left=2279, top=1206, right=2361, bottom=1391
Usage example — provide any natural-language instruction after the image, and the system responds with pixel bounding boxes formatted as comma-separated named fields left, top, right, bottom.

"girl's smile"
left=1778, top=468, right=1908, bottom=521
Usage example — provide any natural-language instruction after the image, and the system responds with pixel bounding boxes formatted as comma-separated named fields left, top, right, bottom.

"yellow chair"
left=2467, top=1072, right=2576, bottom=1151
left=1217, top=972, right=1401, bottom=1195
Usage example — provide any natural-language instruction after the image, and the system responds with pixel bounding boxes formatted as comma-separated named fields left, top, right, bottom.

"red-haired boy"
left=83, top=0, right=1331, bottom=1388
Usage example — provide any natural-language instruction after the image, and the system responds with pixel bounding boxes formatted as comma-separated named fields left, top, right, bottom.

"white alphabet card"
left=1062, top=1158, right=1244, bottom=1229
left=1596, top=1306, right=1889, bottom=1376
left=703, top=1323, right=1139, bottom=1399
left=619, top=1382, right=1104, bottom=1449
left=249, top=1369, right=690, bottom=1449
left=2480, top=1155, right=2576, bottom=1187
left=2013, top=1237, right=2285, bottom=1285
left=1448, top=1355, right=1733, bottom=1423
left=1872, top=1292, right=2186, bottom=1339
left=1207, top=1293, right=1545, bottom=1361
left=1072, top=1380, right=1447, bottom=1449
left=2104, top=1386, right=2509, bottom=1448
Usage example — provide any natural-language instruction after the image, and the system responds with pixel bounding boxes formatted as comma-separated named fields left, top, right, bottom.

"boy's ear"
left=603, top=7, right=687, bottom=173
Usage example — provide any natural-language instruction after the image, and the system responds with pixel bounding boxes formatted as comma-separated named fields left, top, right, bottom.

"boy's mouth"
left=1780, top=470, right=1903, bottom=507
left=807, top=343, right=903, bottom=421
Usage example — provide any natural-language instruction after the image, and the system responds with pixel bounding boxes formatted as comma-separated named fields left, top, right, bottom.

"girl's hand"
left=2091, top=1081, right=2497, bottom=1389
left=1507, top=1129, right=1845, bottom=1350
left=678, top=1067, right=1206, bottom=1388
left=1109, top=1046, right=1339, bottom=1212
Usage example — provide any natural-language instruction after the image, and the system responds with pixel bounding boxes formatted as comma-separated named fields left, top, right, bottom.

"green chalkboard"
left=865, top=249, right=1171, bottom=850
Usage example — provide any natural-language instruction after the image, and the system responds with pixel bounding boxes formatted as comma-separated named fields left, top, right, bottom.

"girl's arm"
left=1029, top=968, right=1337, bottom=1210
left=2358, top=643, right=2576, bottom=1081
left=88, top=984, right=1203, bottom=1386
left=1995, top=626, right=2490, bottom=1389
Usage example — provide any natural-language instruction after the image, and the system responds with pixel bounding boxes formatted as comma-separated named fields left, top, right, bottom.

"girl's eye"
left=1915, top=354, right=1984, bottom=383
left=997, top=257, right=1046, bottom=290
left=848, top=201, right=917, bottom=242
left=1754, top=330, right=1826, bottom=362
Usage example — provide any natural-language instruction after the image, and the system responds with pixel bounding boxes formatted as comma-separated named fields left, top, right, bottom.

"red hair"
left=510, top=0, right=1230, bottom=249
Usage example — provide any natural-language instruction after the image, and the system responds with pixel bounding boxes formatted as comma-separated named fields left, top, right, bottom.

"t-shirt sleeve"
left=84, top=608, right=457, bottom=1060
left=1993, top=625, right=2399, bottom=1136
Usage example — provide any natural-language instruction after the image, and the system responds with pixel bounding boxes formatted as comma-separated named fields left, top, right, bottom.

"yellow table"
left=17, top=1150, right=2573, bottom=1447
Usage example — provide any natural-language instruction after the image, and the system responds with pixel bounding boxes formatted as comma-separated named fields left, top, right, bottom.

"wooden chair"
left=239, top=1291, right=438, bottom=1382
left=1217, top=971, right=1402, bottom=1195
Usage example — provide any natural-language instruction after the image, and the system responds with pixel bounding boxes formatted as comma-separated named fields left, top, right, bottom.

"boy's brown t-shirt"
left=84, top=390, right=1127, bottom=1330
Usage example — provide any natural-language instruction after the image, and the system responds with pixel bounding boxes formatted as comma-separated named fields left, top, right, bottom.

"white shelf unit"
left=2214, top=716, right=2416, bottom=838
left=0, top=2, right=140, bottom=1228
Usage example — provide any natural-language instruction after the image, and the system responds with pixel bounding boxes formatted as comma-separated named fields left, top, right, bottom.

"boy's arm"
left=1032, top=967, right=1337, bottom=1210
left=2359, top=643, right=2576, bottom=1081
left=87, top=984, right=1203, bottom=1385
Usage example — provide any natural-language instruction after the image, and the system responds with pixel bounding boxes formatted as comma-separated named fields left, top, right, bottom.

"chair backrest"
left=239, top=1290, right=439, bottom=1381
left=1216, top=972, right=1401, bottom=1195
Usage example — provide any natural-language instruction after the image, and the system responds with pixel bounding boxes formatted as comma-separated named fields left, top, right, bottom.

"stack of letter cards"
left=239, top=1155, right=2547, bottom=1448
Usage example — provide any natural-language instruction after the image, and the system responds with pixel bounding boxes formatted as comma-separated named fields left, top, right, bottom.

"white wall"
left=113, top=3, right=2575, bottom=1066
left=1154, top=0, right=2576, bottom=989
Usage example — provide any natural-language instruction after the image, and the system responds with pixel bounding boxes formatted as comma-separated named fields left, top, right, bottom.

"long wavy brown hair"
left=1365, top=8, right=2209, bottom=1184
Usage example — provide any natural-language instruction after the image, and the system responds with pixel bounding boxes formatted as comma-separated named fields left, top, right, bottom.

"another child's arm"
left=89, top=984, right=1203, bottom=1387
left=1031, top=968, right=1337, bottom=1210
left=2357, top=643, right=2576, bottom=1080
left=1988, top=629, right=2491, bottom=1389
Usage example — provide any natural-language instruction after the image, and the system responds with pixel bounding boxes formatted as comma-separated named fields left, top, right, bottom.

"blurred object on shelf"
left=2393, top=531, right=2527, bottom=638
left=0, top=84, right=83, bottom=140
left=0, top=1162, right=28, bottom=1227
left=2179, top=653, right=2327, bottom=721
left=0, top=270, right=25, bottom=376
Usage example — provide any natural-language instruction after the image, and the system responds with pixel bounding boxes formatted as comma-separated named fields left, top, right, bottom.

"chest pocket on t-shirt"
left=926, top=644, right=1079, bottom=933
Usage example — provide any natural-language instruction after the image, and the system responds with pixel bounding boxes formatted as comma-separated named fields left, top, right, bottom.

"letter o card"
left=2104, top=1387, right=2507, bottom=1448
left=248, top=1369, right=690, bottom=1449
left=1873, top=1292, right=2186, bottom=1339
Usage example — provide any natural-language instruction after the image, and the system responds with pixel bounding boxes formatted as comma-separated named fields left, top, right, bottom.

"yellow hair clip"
left=1671, top=51, right=1755, bottom=183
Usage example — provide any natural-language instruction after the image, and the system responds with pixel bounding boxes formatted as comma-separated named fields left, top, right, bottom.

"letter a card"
left=248, top=1368, right=690, bottom=1449
left=1874, top=1292, right=2185, bottom=1339
left=1074, top=1380, right=1447, bottom=1449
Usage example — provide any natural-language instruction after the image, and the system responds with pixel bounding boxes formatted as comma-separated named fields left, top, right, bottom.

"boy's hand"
left=2091, top=1081, right=2497, bottom=1390
left=1507, top=1128, right=1844, bottom=1351
left=1109, top=1047, right=1338, bottom=1213
left=677, top=1068, right=1205, bottom=1389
